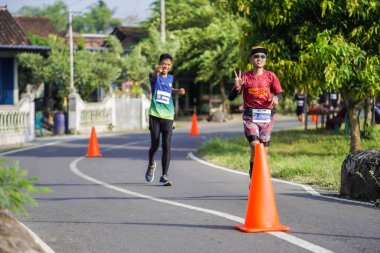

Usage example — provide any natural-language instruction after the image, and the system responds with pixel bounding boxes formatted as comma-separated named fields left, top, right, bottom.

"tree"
left=73, top=0, right=121, bottom=33
left=122, top=46, right=151, bottom=85
left=18, top=35, right=124, bottom=105
left=301, top=31, right=380, bottom=151
left=15, top=0, right=122, bottom=34
left=122, top=26, right=180, bottom=93
left=75, top=35, right=123, bottom=100
left=175, top=15, right=247, bottom=111
left=219, top=0, right=380, bottom=152
left=144, top=0, right=247, bottom=112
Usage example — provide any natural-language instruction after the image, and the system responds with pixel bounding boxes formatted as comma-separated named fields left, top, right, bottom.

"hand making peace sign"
left=234, top=70, right=244, bottom=89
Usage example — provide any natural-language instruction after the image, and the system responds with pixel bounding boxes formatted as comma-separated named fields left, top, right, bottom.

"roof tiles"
left=0, top=6, right=29, bottom=45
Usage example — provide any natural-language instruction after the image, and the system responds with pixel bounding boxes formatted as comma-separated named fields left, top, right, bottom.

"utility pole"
left=69, top=11, right=75, bottom=92
left=160, top=0, right=166, bottom=42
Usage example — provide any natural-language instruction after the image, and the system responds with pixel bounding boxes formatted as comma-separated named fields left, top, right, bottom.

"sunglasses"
left=253, top=54, right=266, bottom=59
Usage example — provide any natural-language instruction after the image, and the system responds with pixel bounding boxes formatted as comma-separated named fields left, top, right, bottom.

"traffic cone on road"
left=190, top=113, right=199, bottom=135
left=311, top=114, right=318, bottom=123
left=235, top=143, right=289, bottom=233
left=86, top=127, right=102, bottom=157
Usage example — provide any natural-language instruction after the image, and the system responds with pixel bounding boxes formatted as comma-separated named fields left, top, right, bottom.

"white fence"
left=0, top=94, right=35, bottom=146
left=114, top=94, right=150, bottom=131
left=68, top=92, right=150, bottom=134
left=0, top=92, right=150, bottom=147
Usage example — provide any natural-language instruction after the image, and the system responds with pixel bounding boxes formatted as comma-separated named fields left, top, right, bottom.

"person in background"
left=328, top=90, right=341, bottom=118
left=145, top=53, right=186, bottom=186
left=228, top=46, right=283, bottom=180
left=318, top=91, right=329, bottom=109
left=294, top=89, right=306, bottom=124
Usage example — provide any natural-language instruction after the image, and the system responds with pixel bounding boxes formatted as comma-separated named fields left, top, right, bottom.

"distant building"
left=110, top=27, right=148, bottom=53
left=63, top=32, right=108, bottom=51
left=15, top=16, right=59, bottom=38
left=0, top=6, right=49, bottom=105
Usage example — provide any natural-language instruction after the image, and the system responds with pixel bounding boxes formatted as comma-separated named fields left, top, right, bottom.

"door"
left=0, top=57, right=14, bottom=104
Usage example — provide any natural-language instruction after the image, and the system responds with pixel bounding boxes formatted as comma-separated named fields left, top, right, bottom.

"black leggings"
left=148, top=115, right=173, bottom=176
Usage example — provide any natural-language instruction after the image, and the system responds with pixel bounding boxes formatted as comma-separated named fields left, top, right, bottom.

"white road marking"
left=70, top=156, right=334, bottom=253
left=0, top=141, right=61, bottom=157
left=187, top=152, right=373, bottom=206
left=2, top=138, right=359, bottom=253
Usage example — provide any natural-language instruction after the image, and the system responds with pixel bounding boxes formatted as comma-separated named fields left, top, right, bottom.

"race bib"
left=252, top=109, right=271, bottom=123
left=297, top=100, right=304, bottom=106
left=156, top=90, right=171, bottom=104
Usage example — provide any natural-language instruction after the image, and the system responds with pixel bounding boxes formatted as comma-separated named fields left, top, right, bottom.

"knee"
left=150, top=142, right=159, bottom=152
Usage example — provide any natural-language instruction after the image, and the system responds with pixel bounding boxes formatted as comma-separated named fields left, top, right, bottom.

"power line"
left=66, top=0, right=90, bottom=8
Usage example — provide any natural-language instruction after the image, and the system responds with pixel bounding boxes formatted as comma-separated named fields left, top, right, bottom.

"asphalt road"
left=2, top=116, right=379, bottom=253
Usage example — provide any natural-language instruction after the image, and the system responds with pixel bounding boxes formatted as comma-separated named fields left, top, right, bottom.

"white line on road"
left=70, top=156, right=334, bottom=253
left=187, top=152, right=373, bottom=207
left=0, top=141, right=61, bottom=157
left=1, top=139, right=340, bottom=252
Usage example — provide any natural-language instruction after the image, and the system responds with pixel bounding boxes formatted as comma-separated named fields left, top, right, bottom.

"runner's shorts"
left=242, top=114, right=274, bottom=143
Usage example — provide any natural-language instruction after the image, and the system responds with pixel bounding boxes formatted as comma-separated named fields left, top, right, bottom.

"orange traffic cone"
left=235, top=143, right=289, bottom=233
left=190, top=113, right=199, bottom=135
left=86, top=127, right=102, bottom=157
left=311, top=114, right=318, bottom=123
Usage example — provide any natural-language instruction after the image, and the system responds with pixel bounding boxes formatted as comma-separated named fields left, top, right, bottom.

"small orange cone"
left=190, top=113, right=199, bottom=135
left=235, top=143, right=289, bottom=233
left=311, top=114, right=318, bottom=122
left=86, top=127, right=102, bottom=157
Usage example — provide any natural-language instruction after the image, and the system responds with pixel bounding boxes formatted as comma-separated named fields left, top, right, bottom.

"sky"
left=3, top=0, right=155, bottom=25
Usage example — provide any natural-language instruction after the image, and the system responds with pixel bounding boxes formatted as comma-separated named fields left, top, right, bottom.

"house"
left=64, top=32, right=108, bottom=50
left=0, top=6, right=50, bottom=145
left=0, top=6, right=49, bottom=105
left=14, top=16, right=60, bottom=38
left=110, top=26, right=148, bottom=53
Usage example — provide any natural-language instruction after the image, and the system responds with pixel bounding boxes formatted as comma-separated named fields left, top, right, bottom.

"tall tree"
left=73, top=0, right=121, bottom=33
left=143, top=0, right=248, bottom=112
left=220, top=0, right=380, bottom=152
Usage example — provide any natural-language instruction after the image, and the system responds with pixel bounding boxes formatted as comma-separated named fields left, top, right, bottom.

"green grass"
left=198, top=126, right=380, bottom=191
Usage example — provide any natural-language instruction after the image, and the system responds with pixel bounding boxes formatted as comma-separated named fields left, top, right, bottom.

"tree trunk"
left=347, top=104, right=361, bottom=152
left=341, top=87, right=361, bottom=152
left=219, top=80, right=228, bottom=113
left=363, top=96, right=372, bottom=126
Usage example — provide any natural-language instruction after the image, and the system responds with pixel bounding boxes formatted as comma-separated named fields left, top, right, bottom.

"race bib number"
left=252, top=109, right=271, bottom=123
left=297, top=100, right=304, bottom=106
left=156, top=90, right=171, bottom=104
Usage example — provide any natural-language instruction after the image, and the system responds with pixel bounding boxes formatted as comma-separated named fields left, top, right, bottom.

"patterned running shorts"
left=242, top=114, right=275, bottom=143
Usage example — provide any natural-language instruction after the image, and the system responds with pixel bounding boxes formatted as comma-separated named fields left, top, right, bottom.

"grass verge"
left=198, top=126, right=380, bottom=192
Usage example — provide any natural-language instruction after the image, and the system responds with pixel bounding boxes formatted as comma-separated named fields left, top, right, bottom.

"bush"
left=0, top=159, right=51, bottom=218
left=361, top=124, right=377, bottom=140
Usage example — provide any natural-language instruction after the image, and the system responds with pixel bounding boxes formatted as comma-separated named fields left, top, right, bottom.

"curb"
left=18, top=221, right=55, bottom=253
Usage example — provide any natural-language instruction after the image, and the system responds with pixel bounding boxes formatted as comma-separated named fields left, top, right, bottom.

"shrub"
left=0, top=159, right=52, bottom=218
left=361, top=124, right=376, bottom=140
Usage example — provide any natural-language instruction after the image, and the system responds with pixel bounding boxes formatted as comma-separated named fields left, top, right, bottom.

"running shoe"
left=145, top=162, right=156, bottom=183
left=159, top=175, right=172, bottom=186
